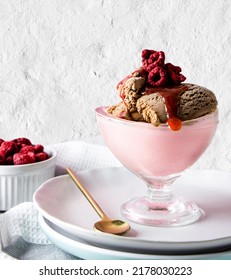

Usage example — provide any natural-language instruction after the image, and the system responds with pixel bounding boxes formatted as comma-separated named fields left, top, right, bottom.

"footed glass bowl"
left=95, top=107, right=218, bottom=227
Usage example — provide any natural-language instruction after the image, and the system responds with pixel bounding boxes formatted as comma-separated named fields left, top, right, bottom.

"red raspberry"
left=0, top=139, right=4, bottom=145
left=13, top=138, right=32, bottom=149
left=35, top=152, right=48, bottom=162
left=165, top=63, right=186, bottom=84
left=34, top=144, right=44, bottom=153
left=13, top=153, right=35, bottom=165
left=148, top=67, right=168, bottom=86
left=27, top=152, right=36, bottom=163
left=5, top=156, right=13, bottom=165
left=142, top=50, right=165, bottom=72
left=20, top=145, right=35, bottom=154
left=0, top=141, right=18, bottom=159
left=13, top=137, right=32, bottom=145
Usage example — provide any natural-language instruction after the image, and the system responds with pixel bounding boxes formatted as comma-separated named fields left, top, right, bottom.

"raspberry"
left=13, top=137, right=32, bottom=145
left=34, top=144, right=44, bottom=153
left=27, top=152, right=36, bottom=163
left=20, top=145, right=35, bottom=154
left=13, top=138, right=32, bottom=149
left=5, top=156, right=13, bottom=165
left=148, top=67, right=168, bottom=87
left=35, top=152, right=49, bottom=162
left=165, top=63, right=186, bottom=84
left=0, top=141, right=18, bottom=159
left=0, top=139, right=4, bottom=145
left=142, top=50, right=165, bottom=72
left=13, top=153, right=35, bottom=165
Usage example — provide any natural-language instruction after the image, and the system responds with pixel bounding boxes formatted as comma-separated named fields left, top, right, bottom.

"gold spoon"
left=66, top=168, right=131, bottom=235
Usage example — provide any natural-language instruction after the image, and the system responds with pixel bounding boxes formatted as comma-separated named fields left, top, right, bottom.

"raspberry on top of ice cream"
left=109, top=49, right=217, bottom=131
left=141, top=49, right=186, bottom=87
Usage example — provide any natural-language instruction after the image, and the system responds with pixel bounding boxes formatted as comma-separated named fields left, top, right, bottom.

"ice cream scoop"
left=66, top=168, right=131, bottom=235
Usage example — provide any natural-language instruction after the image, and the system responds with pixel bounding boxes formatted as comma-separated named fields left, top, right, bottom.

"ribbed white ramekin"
left=0, top=147, right=56, bottom=210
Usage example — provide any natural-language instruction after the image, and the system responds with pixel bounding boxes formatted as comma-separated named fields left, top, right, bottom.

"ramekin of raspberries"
left=0, top=137, right=50, bottom=165
left=0, top=138, right=57, bottom=210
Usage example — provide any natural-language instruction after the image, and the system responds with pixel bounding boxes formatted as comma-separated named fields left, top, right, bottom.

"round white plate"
left=38, top=215, right=231, bottom=260
left=34, top=167, right=231, bottom=254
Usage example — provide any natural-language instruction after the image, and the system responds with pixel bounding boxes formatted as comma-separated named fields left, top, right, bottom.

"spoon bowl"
left=94, top=219, right=131, bottom=235
left=67, top=168, right=130, bottom=235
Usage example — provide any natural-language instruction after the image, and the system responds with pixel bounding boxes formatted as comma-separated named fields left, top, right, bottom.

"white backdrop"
left=0, top=0, right=230, bottom=171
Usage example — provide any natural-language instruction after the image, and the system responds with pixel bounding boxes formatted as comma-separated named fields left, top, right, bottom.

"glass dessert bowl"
left=95, top=107, right=218, bottom=227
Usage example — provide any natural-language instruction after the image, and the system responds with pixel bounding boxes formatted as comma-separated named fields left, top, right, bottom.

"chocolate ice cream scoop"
left=117, top=76, right=145, bottom=112
left=136, top=83, right=217, bottom=125
left=177, top=84, right=217, bottom=121
left=107, top=101, right=131, bottom=120
left=136, top=92, right=167, bottom=125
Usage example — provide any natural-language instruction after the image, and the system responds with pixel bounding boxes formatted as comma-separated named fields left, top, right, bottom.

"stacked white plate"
left=34, top=167, right=231, bottom=260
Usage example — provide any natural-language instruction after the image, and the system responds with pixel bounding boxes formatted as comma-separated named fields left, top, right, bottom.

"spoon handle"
left=66, top=168, right=109, bottom=220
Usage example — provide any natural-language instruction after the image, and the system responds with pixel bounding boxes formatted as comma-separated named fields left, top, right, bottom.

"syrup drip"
left=143, top=85, right=188, bottom=131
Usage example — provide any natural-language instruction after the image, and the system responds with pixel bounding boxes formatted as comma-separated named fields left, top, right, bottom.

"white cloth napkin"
left=0, top=140, right=121, bottom=260
left=50, top=140, right=122, bottom=175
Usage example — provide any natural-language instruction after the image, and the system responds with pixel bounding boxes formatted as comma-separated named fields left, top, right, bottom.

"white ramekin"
left=0, top=147, right=57, bottom=210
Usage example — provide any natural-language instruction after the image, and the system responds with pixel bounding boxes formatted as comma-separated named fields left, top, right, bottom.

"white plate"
left=34, top=167, right=231, bottom=254
left=38, top=215, right=231, bottom=260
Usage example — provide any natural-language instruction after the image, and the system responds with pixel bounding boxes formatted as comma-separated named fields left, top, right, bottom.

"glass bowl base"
left=121, top=196, right=204, bottom=227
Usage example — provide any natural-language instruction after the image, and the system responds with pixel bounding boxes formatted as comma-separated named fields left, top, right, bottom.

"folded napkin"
left=0, top=140, right=121, bottom=260
left=0, top=202, right=78, bottom=260
left=50, top=139, right=121, bottom=175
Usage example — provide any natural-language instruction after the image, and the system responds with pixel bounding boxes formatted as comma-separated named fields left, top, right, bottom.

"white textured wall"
left=0, top=0, right=231, bottom=171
